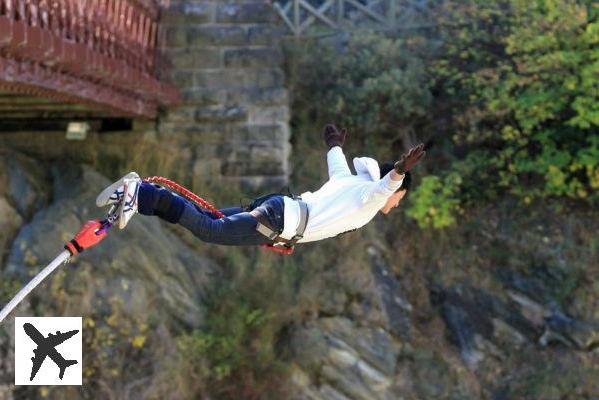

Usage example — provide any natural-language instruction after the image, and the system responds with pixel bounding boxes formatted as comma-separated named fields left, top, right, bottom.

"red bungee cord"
left=143, top=176, right=294, bottom=255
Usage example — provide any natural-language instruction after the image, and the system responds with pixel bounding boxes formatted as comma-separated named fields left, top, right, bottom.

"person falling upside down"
left=96, top=124, right=426, bottom=251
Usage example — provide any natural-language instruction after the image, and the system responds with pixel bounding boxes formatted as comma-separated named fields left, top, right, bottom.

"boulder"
left=0, top=151, right=50, bottom=219
left=0, top=198, right=22, bottom=263
left=289, top=316, right=400, bottom=400
left=4, top=162, right=217, bottom=327
left=0, top=160, right=218, bottom=396
left=0, top=151, right=50, bottom=264
left=431, top=284, right=539, bottom=369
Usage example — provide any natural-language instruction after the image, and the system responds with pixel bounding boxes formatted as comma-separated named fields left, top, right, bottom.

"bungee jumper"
left=97, top=124, right=426, bottom=253
left=0, top=124, right=424, bottom=323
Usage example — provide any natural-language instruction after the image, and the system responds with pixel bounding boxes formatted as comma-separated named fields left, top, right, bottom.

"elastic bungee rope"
left=0, top=250, right=71, bottom=323
left=143, top=176, right=294, bottom=255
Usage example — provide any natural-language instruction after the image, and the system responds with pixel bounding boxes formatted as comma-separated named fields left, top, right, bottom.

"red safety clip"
left=260, top=244, right=294, bottom=255
left=64, top=219, right=109, bottom=256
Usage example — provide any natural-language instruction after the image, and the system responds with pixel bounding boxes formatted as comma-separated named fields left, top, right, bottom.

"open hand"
left=394, top=143, right=426, bottom=174
left=323, top=124, right=348, bottom=149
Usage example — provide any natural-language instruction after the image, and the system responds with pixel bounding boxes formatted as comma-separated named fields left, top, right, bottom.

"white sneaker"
left=96, top=172, right=141, bottom=229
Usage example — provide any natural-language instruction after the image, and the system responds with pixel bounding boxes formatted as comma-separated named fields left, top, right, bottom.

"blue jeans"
left=138, top=183, right=285, bottom=246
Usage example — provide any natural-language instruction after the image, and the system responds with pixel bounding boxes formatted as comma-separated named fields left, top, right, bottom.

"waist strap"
left=254, top=199, right=309, bottom=247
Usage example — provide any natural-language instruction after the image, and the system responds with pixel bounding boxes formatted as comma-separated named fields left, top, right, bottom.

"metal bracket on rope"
left=0, top=216, right=114, bottom=324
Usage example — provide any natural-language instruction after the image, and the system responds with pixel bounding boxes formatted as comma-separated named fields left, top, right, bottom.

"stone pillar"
left=159, top=0, right=290, bottom=192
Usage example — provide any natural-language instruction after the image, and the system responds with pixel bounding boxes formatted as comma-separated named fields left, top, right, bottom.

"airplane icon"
left=23, top=322, right=79, bottom=381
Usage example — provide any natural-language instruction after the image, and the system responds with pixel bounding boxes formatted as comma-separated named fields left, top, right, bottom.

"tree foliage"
left=287, top=0, right=597, bottom=228
left=413, top=0, right=599, bottom=227
left=286, top=33, right=434, bottom=159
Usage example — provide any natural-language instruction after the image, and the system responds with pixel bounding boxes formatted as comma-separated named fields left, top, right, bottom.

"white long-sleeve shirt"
left=280, top=146, right=404, bottom=243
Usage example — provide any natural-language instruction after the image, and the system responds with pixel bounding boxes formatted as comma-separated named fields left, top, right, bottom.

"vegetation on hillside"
left=287, top=0, right=598, bottom=228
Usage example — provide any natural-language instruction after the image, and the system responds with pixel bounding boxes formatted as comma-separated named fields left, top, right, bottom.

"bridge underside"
left=0, top=89, right=112, bottom=119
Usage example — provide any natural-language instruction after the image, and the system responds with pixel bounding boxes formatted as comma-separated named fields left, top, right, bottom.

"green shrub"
left=429, top=0, right=599, bottom=218
left=286, top=32, right=435, bottom=163
left=167, top=251, right=302, bottom=400
left=406, top=174, right=462, bottom=228
left=285, top=1, right=597, bottom=231
left=177, top=305, right=269, bottom=381
left=0, top=277, right=21, bottom=304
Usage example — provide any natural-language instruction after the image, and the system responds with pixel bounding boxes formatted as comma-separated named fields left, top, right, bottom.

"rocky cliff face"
left=0, top=150, right=218, bottom=399
left=3, top=1, right=557, bottom=399
left=0, top=147, right=597, bottom=400
left=280, top=207, right=599, bottom=400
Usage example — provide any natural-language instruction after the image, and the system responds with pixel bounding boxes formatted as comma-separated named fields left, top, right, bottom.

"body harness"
left=253, top=196, right=309, bottom=250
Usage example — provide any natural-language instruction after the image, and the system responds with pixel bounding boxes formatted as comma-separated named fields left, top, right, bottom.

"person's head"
left=378, top=162, right=412, bottom=214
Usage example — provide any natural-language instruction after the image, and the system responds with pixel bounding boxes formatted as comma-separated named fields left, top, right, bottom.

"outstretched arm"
left=369, top=143, right=426, bottom=197
left=323, top=124, right=352, bottom=180
left=370, top=169, right=405, bottom=197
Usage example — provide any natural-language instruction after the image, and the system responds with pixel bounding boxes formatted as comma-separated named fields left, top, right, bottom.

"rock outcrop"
left=282, top=218, right=599, bottom=400
left=0, top=151, right=218, bottom=398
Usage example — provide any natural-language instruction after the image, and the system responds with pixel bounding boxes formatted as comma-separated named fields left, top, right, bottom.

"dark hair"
left=379, top=162, right=412, bottom=192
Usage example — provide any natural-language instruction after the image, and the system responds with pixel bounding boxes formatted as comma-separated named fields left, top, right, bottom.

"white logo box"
left=14, top=317, right=82, bottom=386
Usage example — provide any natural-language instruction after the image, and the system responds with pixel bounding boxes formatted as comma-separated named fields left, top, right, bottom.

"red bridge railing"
left=0, top=0, right=179, bottom=118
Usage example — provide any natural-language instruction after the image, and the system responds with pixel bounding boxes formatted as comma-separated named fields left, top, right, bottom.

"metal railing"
left=0, top=0, right=178, bottom=118
left=272, top=0, right=430, bottom=36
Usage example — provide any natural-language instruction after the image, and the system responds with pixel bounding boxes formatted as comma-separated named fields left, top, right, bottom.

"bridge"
left=0, top=0, right=179, bottom=119
left=272, top=0, right=430, bottom=36
left=0, top=0, right=430, bottom=121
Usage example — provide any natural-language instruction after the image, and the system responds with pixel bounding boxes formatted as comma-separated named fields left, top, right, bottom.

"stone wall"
left=0, top=1, right=290, bottom=195
left=158, top=0, right=290, bottom=191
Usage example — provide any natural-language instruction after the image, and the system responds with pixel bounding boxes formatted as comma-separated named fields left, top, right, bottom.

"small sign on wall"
left=65, top=122, right=90, bottom=140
